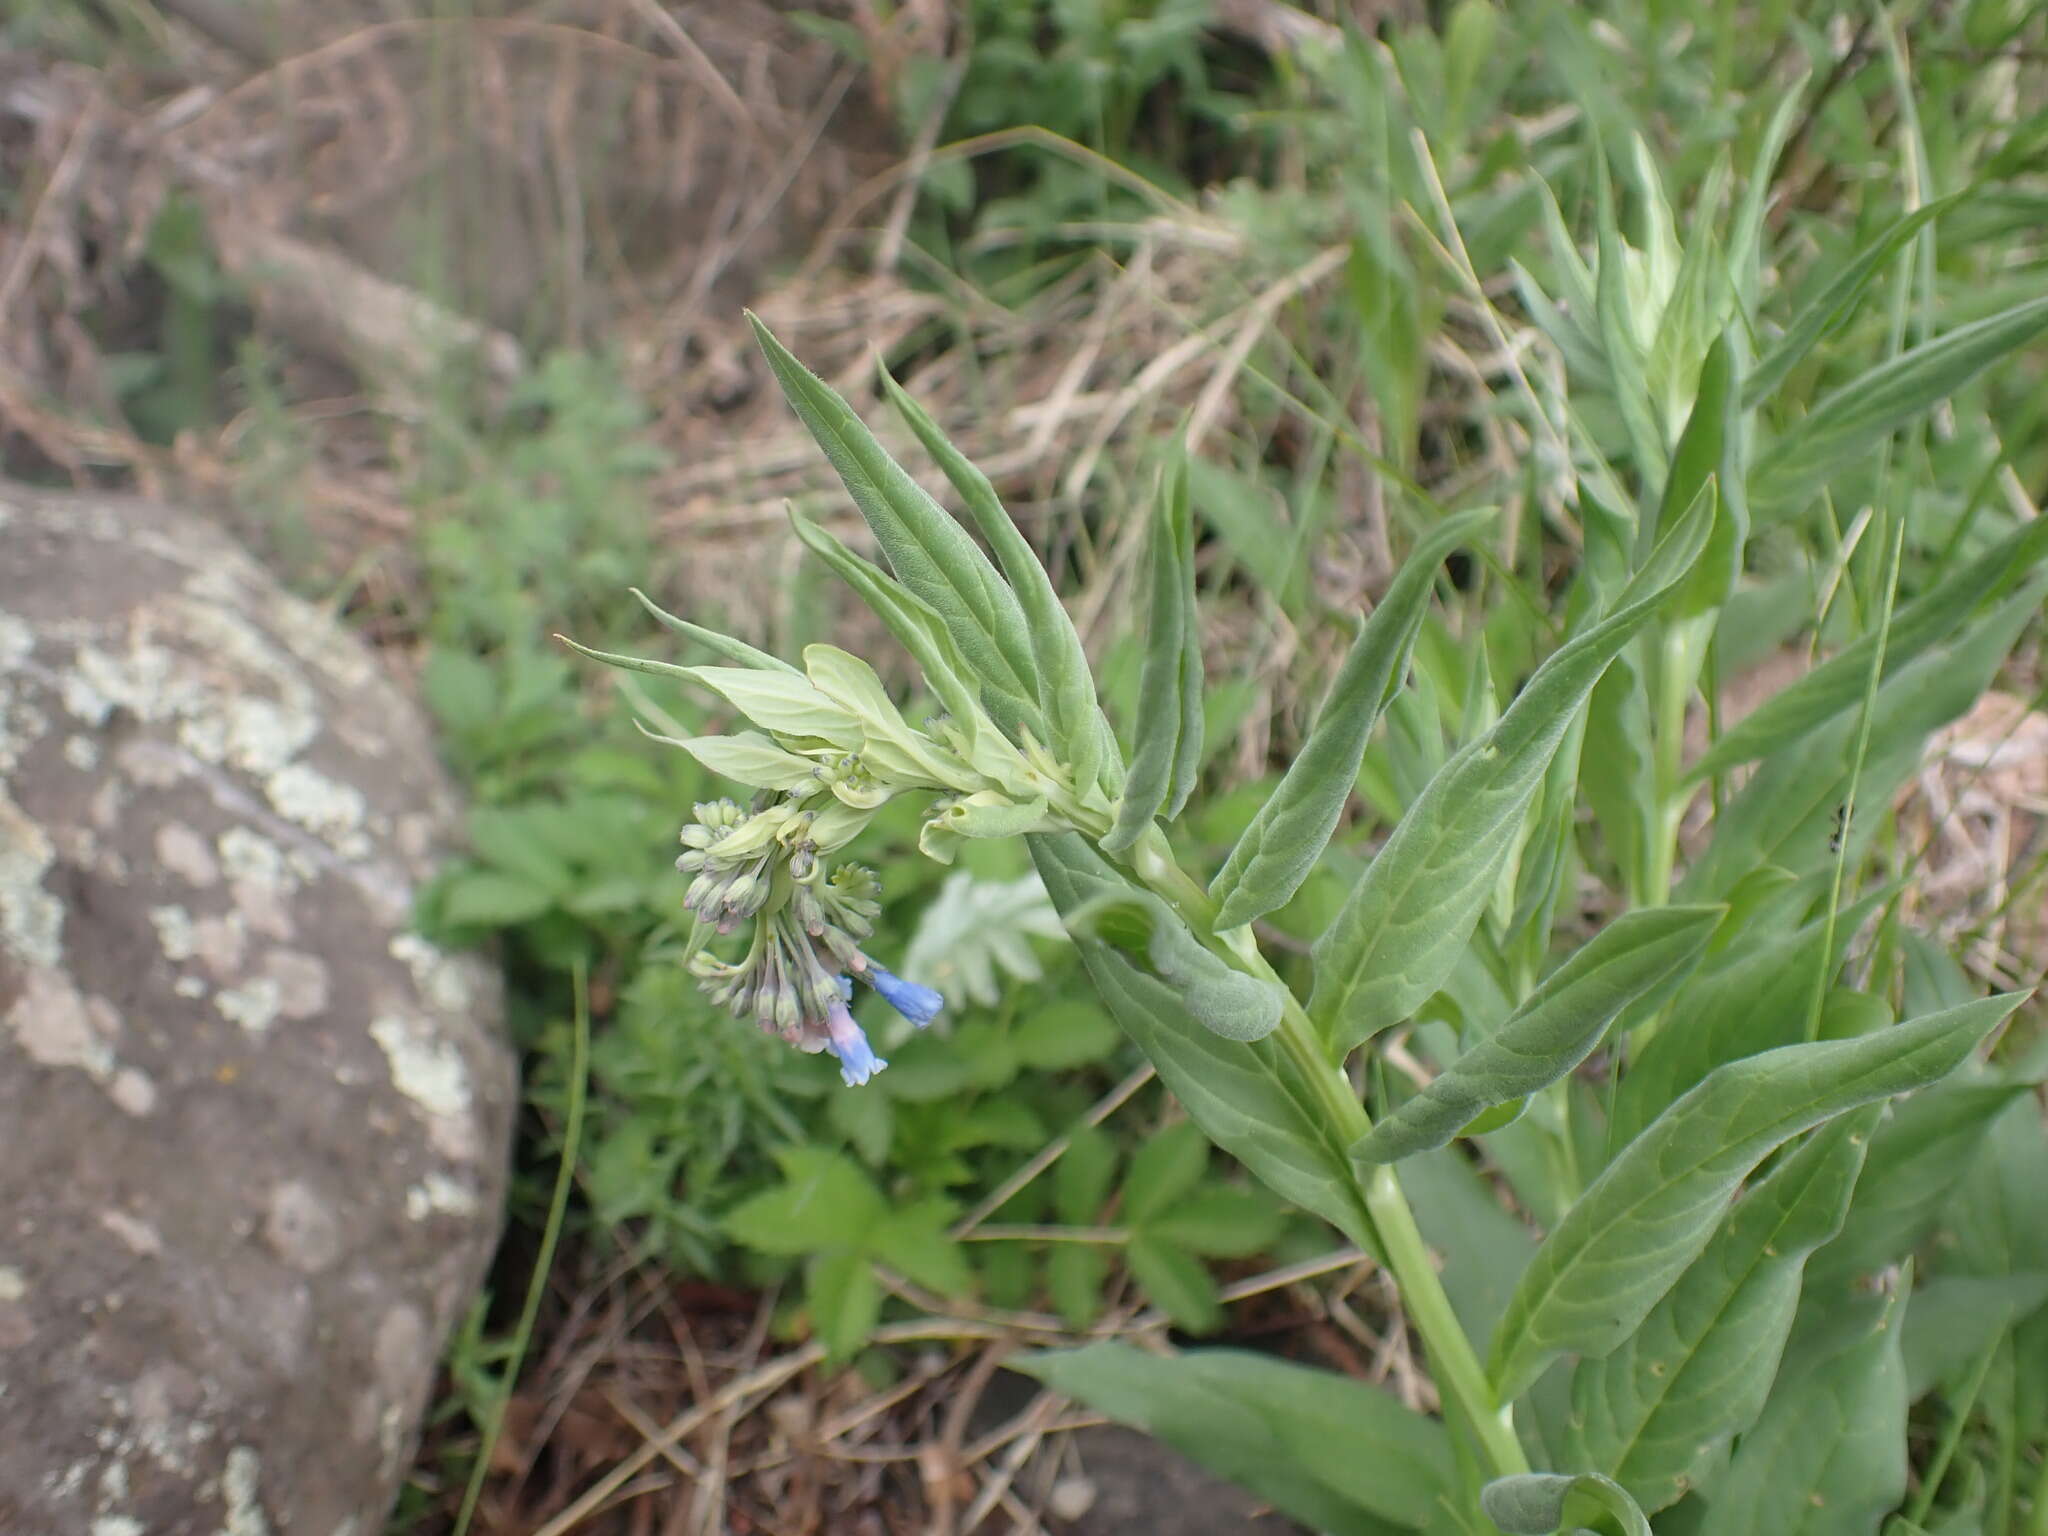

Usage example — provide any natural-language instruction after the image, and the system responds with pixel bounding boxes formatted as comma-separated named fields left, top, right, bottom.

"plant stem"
left=1127, top=828, right=1530, bottom=1481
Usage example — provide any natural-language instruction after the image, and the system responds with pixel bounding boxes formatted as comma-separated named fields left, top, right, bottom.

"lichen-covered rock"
left=0, top=485, right=514, bottom=1536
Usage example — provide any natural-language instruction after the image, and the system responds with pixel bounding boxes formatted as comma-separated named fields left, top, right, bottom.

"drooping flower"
left=862, top=962, right=944, bottom=1028
left=821, top=999, right=887, bottom=1086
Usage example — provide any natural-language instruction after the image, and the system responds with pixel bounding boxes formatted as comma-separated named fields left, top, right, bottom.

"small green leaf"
left=1032, top=834, right=1380, bottom=1254
left=723, top=1147, right=883, bottom=1255
left=1481, top=1471, right=1651, bottom=1536
left=1489, top=994, right=2021, bottom=1398
left=1662, top=334, right=1744, bottom=617
left=1751, top=294, right=2048, bottom=518
left=1012, top=1002, right=1120, bottom=1069
left=1049, top=1244, right=1109, bottom=1331
left=1056, top=1125, right=1118, bottom=1226
left=747, top=314, right=1040, bottom=719
left=1311, top=482, right=1715, bottom=1051
left=806, top=1250, right=881, bottom=1360
left=1694, top=1274, right=1910, bottom=1536
left=1149, top=1188, right=1287, bottom=1259
left=869, top=1198, right=972, bottom=1297
left=1567, top=1108, right=1879, bottom=1512
left=1210, top=506, right=1496, bottom=931
left=438, top=871, right=555, bottom=927
left=1355, top=905, right=1721, bottom=1164
left=1123, top=1120, right=1210, bottom=1224
left=1015, top=1343, right=1453, bottom=1532
left=1127, top=1233, right=1224, bottom=1333
left=1105, top=456, right=1203, bottom=852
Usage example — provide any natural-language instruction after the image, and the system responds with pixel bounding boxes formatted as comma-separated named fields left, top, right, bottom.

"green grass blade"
left=747, top=313, right=1040, bottom=721
left=1488, top=993, right=2021, bottom=1399
left=1743, top=193, right=1967, bottom=409
left=1310, top=483, right=1715, bottom=1052
left=1355, top=905, right=1721, bottom=1165
left=1750, top=294, right=2048, bottom=519
left=1566, top=1108, right=1878, bottom=1512
left=1689, top=514, right=2048, bottom=779
left=1210, top=506, right=1496, bottom=931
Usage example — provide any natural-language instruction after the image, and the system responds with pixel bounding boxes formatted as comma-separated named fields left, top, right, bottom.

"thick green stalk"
left=1124, top=828, right=1531, bottom=1482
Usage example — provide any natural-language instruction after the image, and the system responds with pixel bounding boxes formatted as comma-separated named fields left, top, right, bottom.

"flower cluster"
left=569, top=621, right=1109, bottom=1085
left=679, top=799, right=943, bottom=1085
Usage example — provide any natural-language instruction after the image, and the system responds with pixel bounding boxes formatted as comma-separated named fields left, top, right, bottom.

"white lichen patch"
left=368, top=1014, right=475, bottom=1160
left=405, top=1173, right=477, bottom=1222
left=68, top=640, right=177, bottom=728
left=388, top=933, right=475, bottom=1016
left=156, top=823, right=221, bottom=887
left=92, top=1517, right=144, bottom=1536
left=265, top=761, right=369, bottom=856
left=173, top=975, right=209, bottom=1000
left=220, top=1445, right=269, bottom=1536
left=215, top=977, right=283, bottom=1036
left=260, top=950, right=328, bottom=1019
left=223, top=697, right=319, bottom=778
left=0, top=791, right=63, bottom=968
left=109, top=1067, right=157, bottom=1117
left=0, top=685, right=51, bottom=775
left=0, top=610, right=33, bottom=671
left=0, top=1266, right=26, bottom=1302
left=149, top=906, right=198, bottom=963
left=6, top=967, right=118, bottom=1080
left=65, top=734, right=101, bottom=771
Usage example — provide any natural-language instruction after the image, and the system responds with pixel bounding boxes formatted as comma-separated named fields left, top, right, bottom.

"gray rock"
left=0, top=485, right=514, bottom=1536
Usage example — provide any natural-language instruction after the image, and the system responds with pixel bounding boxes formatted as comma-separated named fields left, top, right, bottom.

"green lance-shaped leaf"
left=1103, top=456, right=1203, bottom=852
left=1566, top=1107, right=1879, bottom=1513
left=880, top=368, right=1119, bottom=792
left=1689, top=510, right=2048, bottom=779
left=1355, top=905, right=1721, bottom=1165
left=1606, top=892, right=1885, bottom=1155
left=1209, top=506, right=1496, bottom=932
left=1594, top=147, right=1668, bottom=485
left=1808, top=1079, right=2032, bottom=1289
left=1169, top=462, right=1204, bottom=818
left=627, top=587, right=803, bottom=675
left=1661, top=332, right=1745, bottom=619
left=1031, top=833, right=1379, bottom=1254
left=1310, top=481, right=1715, bottom=1053
left=1694, top=1272, right=1911, bottom=1536
left=1488, top=992, right=2021, bottom=1399
left=747, top=314, right=1041, bottom=728
left=786, top=510, right=990, bottom=756
left=1481, top=1472, right=1652, bottom=1536
left=1750, top=293, right=2048, bottom=519
left=1016, top=1343, right=1453, bottom=1535
left=1743, top=193, right=1966, bottom=408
